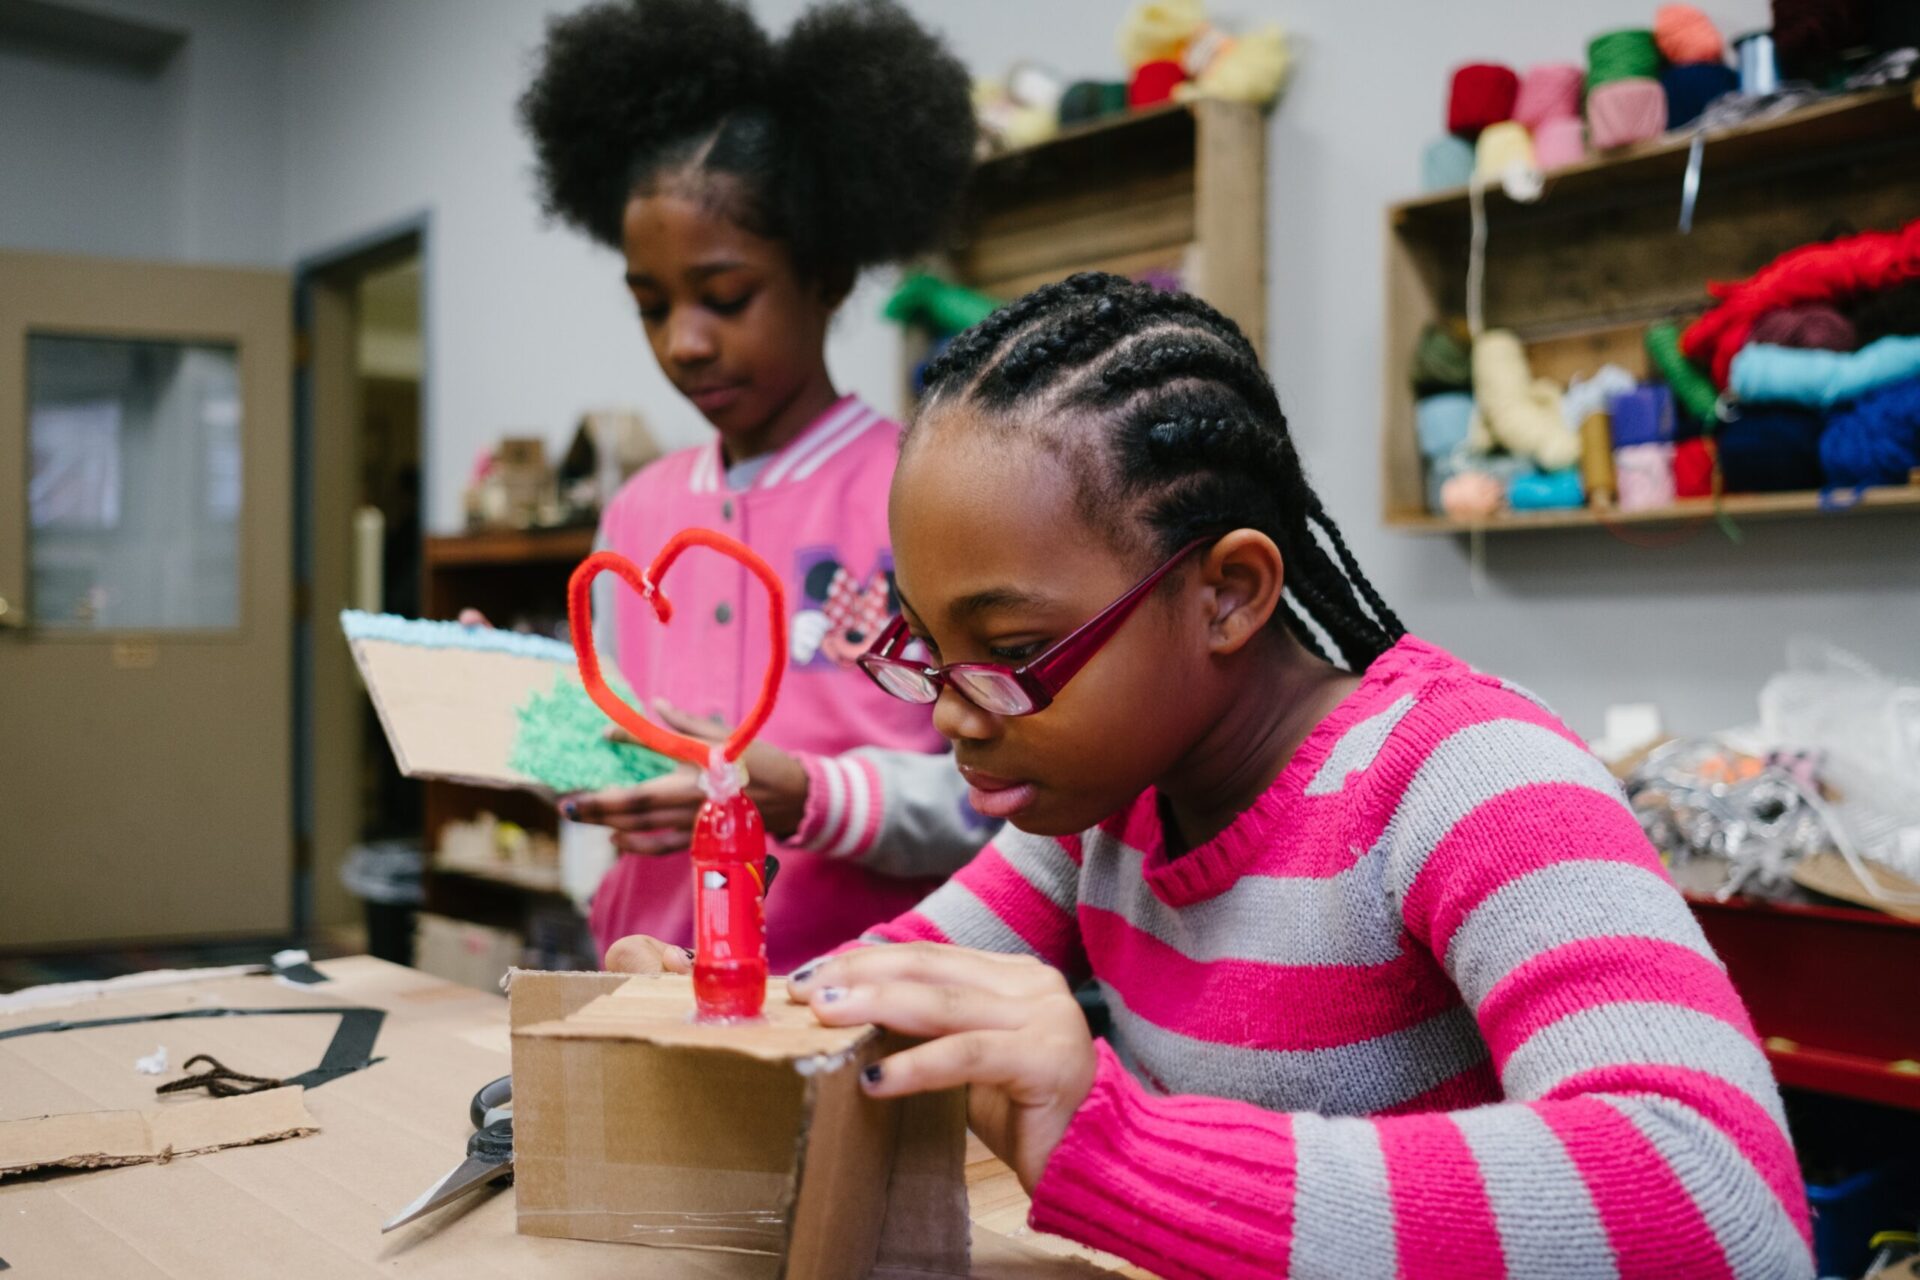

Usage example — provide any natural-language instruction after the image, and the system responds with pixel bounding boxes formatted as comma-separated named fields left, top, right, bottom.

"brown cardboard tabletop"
left=0, top=956, right=1140, bottom=1278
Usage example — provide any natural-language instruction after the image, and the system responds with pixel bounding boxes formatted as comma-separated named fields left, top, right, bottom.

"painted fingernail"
left=791, top=963, right=818, bottom=984
left=817, top=986, right=847, bottom=1004
left=561, top=801, right=579, bottom=819
left=862, top=1064, right=883, bottom=1085
left=679, top=947, right=695, bottom=961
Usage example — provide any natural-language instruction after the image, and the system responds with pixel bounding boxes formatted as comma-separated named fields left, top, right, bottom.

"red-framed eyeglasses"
left=857, top=538, right=1211, bottom=717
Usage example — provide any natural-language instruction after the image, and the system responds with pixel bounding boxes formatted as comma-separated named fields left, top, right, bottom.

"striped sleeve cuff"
left=791, top=751, right=884, bottom=861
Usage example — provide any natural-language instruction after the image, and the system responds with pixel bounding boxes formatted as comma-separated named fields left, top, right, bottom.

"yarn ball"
left=1750, top=305, right=1859, bottom=351
left=1564, top=363, right=1639, bottom=428
left=1422, top=134, right=1477, bottom=191
left=1128, top=58, right=1187, bottom=107
left=1822, top=375, right=1920, bottom=488
left=1534, top=116, right=1588, bottom=169
left=1850, top=280, right=1920, bottom=346
left=1673, top=436, right=1717, bottom=497
left=1718, top=407, right=1825, bottom=492
left=1411, top=319, right=1474, bottom=394
left=1513, top=63, right=1584, bottom=129
left=1661, top=62, right=1739, bottom=129
left=1615, top=442, right=1678, bottom=511
left=1472, top=331, right=1581, bottom=470
left=1509, top=467, right=1586, bottom=510
left=1654, top=5, right=1727, bottom=62
left=1440, top=470, right=1507, bottom=520
left=1118, top=0, right=1203, bottom=68
left=1772, top=0, right=1868, bottom=81
left=1646, top=323, right=1722, bottom=424
left=1587, top=29, right=1661, bottom=90
left=1416, top=393, right=1475, bottom=457
left=1448, top=62, right=1519, bottom=138
left=1059, top=80, right=1128, bottom=125
left=1731, top=335, right=1920, bottom=408
left=1474, top=121, right=1535, bottom=183
left=1588, top=78, right=1668, bottom=150
left=1609, top=384, right=1679, bottom=447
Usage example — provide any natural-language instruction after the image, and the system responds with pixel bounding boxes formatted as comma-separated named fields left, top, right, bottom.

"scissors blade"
left=381, top=1154, right=512, bottom=1233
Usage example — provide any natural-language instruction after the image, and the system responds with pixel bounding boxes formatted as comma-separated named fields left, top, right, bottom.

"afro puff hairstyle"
left=520, top=0, right=974, bottom=279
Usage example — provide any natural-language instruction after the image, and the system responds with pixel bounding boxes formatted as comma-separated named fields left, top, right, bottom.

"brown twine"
left=155, top=1053, right=285, bottom=1098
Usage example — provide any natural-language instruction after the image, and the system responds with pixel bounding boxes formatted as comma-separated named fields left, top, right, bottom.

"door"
left=0, top=251, right=293, bottom=948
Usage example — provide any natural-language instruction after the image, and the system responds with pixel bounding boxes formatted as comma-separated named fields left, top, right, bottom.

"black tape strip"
left=272, top=959, right=330, bottom=986
left=0, top=1006, right=386, bottom=1091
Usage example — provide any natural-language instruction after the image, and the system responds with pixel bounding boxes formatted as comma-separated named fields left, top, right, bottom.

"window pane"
left=27, top=334, right=242, bottom=630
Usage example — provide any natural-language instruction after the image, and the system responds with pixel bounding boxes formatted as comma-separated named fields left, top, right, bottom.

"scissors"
left=382, top=1074, right=513, bottom=1232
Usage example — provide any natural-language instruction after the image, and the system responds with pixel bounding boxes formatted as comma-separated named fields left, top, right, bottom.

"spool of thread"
left=1654, top=5, right=1727, bottom=62
left=1587, top=29, right=1661, bottom=90
left=1416, top=394, right=1475, bottom=457
left=1058, top=80, right=1128, bottom=126
left=1751, top=305, right=1859, bottom=351
left=1673, top=437, right=1716, bottom=497
left=1580, top=412, right=1617, bottom=503
left=1474, top=121, right=1535, bottom=183
left=1609, top=385, right=1678, bottom=448
left=1645, top=324, right=1722, bottom=424
left=1421, top=135, right=1476, bottom=191
left=1718, top=408, right=1825, bottom=492
left=1615, top=442, right=1678, bottom=511
left=1822, top=376, right=1920, bottom=488
left=1411, top=320, right=1473, bottom=394
left=1533, top=117, right=1587, bottom=169
left=1730, top=335, right=1920, bottom=409
left=1509, top=467, right=1586, bottom=510
left=1848, top=282, right=1920, bottom=347
left=1587, top=78, right=1668, bottom=150
left=1440, top=470, right=1506, bottom=520
left=1513, top=63, right=1584, bottom=129
left=1660, top=62, right=1739, bottom=128
left=1447, top=63, right=1520, bottom=138
left=1472, top=331, right=1581, bottom=470
left=1733, top=30, right=1780, bottom=96
left=1128, top=59, right=1187, bottom=107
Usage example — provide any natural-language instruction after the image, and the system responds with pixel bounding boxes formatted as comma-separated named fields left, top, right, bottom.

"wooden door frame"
left=291, top=212, right=430, bottom=936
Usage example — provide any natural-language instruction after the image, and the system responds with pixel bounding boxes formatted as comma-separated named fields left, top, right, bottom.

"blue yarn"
left=1718, top=407, right=1825, bottom=492
left=1821, top=376, right=1920, bottom=488
left=1607, top=384, right=1678, bottom=447
left=1660, top=63, right=1739, bottom=128
left=339, top=609, right=574, bottom=663
left=1731, top=335, right=1920, bottom=409
left=1421, top=135, right=1476, bottom=191
left=1508, top=467, right=1586, bottom=510
left=1416, top=393, right=1474, bottom=457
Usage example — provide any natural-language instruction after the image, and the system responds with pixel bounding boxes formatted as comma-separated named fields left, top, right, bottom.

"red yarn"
left=1674, top=437, right=1717, bottom=497
left=1128, top=59, right=1187, bottom=108
left=1682, top=218, right=1920, bottom=386
left=568, top=532, right=787, bottom=767
left=1448, top=63, right=1520, bottom=139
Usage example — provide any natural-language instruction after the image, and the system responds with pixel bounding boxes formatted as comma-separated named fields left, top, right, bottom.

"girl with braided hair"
left=515, top=0, right=991, bottom=972
left=619, top=272, right=1810, bottom=1277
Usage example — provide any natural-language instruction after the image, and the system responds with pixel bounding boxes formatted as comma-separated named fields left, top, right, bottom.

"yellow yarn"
left=1119, top=0, right=1204, bottom=68
left=1474, top=122, right=1535, bottom=183
left=1176, top=25, right=1290, bottom=105
left=1471, top=331, right=1581, bottom=470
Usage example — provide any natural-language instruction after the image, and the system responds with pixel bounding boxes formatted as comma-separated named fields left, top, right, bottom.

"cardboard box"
left=509, top=971, right=971, bottom=1279
left=414, top=911, right=523, bottom=993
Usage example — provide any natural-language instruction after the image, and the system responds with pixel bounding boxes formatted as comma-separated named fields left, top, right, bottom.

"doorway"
left=295, top=221, right=427, bottom=956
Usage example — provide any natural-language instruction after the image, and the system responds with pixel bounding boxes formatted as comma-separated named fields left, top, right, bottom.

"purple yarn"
left=1821, top=376, right=1920, bottom=488
left=1718, top=407, right=1825, bottom=492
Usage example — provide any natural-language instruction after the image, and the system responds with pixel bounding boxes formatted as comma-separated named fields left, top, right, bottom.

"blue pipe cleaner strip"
left=339, top=610, right=574, bottom=664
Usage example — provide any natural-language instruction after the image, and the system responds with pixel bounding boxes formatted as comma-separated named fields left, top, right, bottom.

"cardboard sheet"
left=0, top=958, right=1138, bottom=1278
left=0, top=1087, right=315, bottom=1176
left=348, top=635, right=563, bottom=791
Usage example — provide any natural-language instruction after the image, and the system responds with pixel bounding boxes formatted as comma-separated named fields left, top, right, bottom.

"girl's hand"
left=788, top=943, right=1096, bottom=1193
left=570, top=700, right=807, bottom=851
left=602, top=933, right=694, bottom=975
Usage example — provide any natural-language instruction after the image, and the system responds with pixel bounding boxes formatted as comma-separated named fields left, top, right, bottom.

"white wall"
left=14, top=0, right=1917, bottom=738
left=0, top=0, right=285, bottom=264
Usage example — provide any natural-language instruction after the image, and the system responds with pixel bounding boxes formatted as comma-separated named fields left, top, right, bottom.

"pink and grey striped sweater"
left=861, top=637, right=1811, bottom=1279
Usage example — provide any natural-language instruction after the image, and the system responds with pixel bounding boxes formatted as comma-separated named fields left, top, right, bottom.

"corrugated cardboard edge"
left=515, top=974, right=879, bottom=1062
left=346, top=635, right=559, bottom=793
left=0, top=1086, right=316, bottom=1177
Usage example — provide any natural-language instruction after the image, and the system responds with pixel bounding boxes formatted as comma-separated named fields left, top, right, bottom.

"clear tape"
left=515, top=1206, right=787, bottom=1255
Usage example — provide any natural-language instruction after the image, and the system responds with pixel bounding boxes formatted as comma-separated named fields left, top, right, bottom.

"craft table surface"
left=0, top=956, right=1145, bottom=1278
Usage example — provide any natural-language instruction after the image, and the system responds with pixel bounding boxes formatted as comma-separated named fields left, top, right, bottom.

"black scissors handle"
left=467, top=1116, right=513, bottom=1166
left=468, top=1074, right=512, bottom=1130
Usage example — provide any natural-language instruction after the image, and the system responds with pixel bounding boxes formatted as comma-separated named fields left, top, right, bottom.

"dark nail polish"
left=818, top=986, right=846, bottom=1003
left=791, top=963, right=817, bottom=984
left=862, top=1064, right=883, bottom=1085
left=679, top=947, right=695, bottom=961
left=561, top=801, right=579, bottom=819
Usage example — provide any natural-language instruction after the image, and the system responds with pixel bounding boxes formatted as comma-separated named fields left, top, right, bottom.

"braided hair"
left=520, top=0, right=973, bottom=279
left=913, top=273, right=1405, bottom=669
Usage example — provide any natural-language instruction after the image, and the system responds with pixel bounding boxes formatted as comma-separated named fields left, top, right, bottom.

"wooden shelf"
left=422, top=525, right=595, bottom=569
left=1380, top=85, right=1920, bottom=533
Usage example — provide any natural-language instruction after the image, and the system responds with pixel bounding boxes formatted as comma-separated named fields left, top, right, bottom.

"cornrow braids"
left=913, top=272, right=1406, bottom=670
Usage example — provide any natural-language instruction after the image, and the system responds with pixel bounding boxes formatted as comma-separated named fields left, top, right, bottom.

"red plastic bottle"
left=689, top=788, right=769, bottom=1021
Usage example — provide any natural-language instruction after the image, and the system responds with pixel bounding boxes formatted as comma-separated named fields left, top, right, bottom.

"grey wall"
left=8, top=0, right=1915, bottom=737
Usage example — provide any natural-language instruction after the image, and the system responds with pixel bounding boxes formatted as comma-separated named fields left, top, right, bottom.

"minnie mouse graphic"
left=791, top=551, right=895, bottom=670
